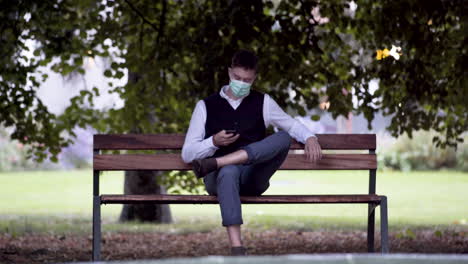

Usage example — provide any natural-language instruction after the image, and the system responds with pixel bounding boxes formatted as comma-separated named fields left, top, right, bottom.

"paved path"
left=73, top=254, right=468, bottom=264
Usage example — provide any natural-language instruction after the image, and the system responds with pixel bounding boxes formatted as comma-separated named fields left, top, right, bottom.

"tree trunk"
left=119, top=70, right=173, bottom=223
left=119, top=170, right=173, bottom=223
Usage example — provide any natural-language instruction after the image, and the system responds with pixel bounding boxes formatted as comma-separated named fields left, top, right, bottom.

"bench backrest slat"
left=93, top=154, right=376, bottom=171
left=93, top=134, right=376, bottom=150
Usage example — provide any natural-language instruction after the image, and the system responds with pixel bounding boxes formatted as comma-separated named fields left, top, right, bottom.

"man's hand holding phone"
left=213, top=130, right=239, bottom=147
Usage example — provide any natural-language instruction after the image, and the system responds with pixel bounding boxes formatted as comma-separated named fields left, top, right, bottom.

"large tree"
left=1, top=0, right=466, bottom=221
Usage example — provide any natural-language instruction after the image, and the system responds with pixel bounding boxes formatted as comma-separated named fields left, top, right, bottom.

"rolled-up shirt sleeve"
left=263, top=94, right=316, bottom=144
left=181, top=100, right=219, bottom=163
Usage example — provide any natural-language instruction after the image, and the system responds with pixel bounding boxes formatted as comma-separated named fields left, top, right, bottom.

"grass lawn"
left=0, top=169, right=467, bottom=235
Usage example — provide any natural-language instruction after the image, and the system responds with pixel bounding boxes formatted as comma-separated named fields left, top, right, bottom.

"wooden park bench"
left=92, top=134, right=389, bottom=260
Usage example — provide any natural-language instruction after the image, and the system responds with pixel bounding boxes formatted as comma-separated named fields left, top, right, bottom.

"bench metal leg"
left=92, top=195, right=101, bottom=261
left=367, top=204, right=375, bottom=252
left=367, top=167, right=376, bottom=253
left=380, top=196, right=389, bottom=253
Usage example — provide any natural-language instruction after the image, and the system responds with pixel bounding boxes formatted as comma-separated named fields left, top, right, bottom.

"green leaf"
left=311, top=115, right=321, bottom=121
left=114, top=71, right=124, bottom=79
left=92, top=87, right=100, bottom=96
left=103, top=69, right=112, bottom=77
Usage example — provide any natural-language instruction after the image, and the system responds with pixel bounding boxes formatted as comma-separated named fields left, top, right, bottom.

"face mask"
left=229, top=79, right=251, bottom=97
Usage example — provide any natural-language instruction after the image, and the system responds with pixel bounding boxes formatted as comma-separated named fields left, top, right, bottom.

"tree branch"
left=298, top=0, right=323, bottom=54
left=156, top=0, right=167, bottom=44
left=124, top=0, right=159, bottom=32
left=139, top=20, right=144, bottom=55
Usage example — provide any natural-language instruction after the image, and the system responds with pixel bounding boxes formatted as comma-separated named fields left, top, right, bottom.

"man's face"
left=228, top=67, right=256, bottom=84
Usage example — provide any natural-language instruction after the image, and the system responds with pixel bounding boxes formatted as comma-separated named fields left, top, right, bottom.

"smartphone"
left=225, top=129, right=237, bottom=135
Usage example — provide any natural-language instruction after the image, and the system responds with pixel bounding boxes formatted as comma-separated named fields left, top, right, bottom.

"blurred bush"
left=378, top=130, right=468, bottom=172
left=0, top=126, right=92, bottom=171
left=0, top=127, right=54, bottom=171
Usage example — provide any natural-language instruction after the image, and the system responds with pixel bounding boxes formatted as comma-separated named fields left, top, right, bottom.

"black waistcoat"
left=204, top=90, right=266, bottom=158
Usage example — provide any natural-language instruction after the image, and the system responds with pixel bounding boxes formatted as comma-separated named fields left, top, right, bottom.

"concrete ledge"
left=69, top=253, right=468, bottom=264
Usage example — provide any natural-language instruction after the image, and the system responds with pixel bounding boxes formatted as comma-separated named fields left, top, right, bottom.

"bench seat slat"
left=93, top=154, right=377, bottom=171
left=101, top=194, right=382, bottom=204
left=93, top=134, right=376, bottom=150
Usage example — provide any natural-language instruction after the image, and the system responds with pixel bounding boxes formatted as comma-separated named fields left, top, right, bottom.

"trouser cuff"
left=240, top=145, right=254, bottom=165
left=222, top=219, right=243, bottom=227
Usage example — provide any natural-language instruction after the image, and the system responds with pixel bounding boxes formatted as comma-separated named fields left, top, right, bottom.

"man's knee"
left=217, top=165, right=241, bottom=185
left=276, top=131, right=292, bottom=150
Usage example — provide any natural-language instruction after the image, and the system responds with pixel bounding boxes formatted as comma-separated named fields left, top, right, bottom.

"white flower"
left=389, top=45, right=402, bottom=60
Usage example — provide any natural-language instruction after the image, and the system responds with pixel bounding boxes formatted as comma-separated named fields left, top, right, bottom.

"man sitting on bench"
left=182, top=50, right=322, bottom=256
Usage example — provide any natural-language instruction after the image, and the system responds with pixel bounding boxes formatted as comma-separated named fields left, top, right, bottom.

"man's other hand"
left=213, top=130, right=240, bottom=147
left=305, top=136, right=322, bottom=163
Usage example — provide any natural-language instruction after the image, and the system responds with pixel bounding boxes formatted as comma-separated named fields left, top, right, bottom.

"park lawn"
left=0, top=169, right=467, bottom=234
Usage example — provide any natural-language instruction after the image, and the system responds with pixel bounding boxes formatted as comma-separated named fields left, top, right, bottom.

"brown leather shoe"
left=192, top=158, right=217, bottom=178
left=231, top=246, right=247, bottom=256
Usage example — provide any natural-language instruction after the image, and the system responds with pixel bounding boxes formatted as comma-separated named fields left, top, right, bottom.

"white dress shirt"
left=181, top=85, right=316, bottom=163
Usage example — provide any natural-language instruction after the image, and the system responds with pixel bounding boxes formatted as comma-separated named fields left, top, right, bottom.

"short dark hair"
left=231, top=50, right=258, bottom=72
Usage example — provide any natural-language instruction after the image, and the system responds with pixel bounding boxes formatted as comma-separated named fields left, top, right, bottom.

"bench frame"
left=92, top=134, right=389, bottom=260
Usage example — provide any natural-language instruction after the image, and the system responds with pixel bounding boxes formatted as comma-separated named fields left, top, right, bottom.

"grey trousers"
left=203, top=131, right=291, bottom=226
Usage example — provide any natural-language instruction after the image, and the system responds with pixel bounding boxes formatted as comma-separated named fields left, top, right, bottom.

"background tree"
left=1, top=0, right=466, bottom=222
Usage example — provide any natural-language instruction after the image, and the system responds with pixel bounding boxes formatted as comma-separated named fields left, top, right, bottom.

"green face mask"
left=229, top=79, right=251, bottom=97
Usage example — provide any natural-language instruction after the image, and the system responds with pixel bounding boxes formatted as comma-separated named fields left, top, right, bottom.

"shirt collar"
left=220, top=85, right=247, bottom=102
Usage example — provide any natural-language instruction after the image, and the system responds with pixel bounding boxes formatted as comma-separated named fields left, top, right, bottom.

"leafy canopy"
left=1, top=0, right=466, bottom=163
